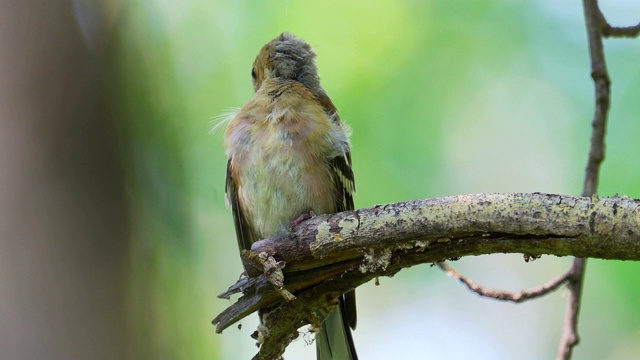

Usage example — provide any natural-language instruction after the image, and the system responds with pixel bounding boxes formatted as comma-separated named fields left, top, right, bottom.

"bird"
left=224, top=32, right=358, bottom=360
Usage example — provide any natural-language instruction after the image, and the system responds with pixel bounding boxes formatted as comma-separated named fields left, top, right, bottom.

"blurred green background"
left=2, top=0, right=639, bottom=359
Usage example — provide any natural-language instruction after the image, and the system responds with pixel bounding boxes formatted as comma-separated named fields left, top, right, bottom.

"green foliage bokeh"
left=112, top=1, right=640, bottom=359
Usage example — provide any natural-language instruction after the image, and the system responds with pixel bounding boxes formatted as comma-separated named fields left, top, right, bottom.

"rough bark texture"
left=213, top=192, right=640, bottom=359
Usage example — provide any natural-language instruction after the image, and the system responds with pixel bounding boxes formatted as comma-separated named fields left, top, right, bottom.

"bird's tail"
left=316, top=296, right=358, bottom=360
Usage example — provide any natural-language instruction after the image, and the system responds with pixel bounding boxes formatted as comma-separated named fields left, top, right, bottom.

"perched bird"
left=224, top=32, right=358, bottom=360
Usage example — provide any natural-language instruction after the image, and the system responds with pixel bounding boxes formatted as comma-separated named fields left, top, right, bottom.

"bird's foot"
left=291, top=211, right=316, bottom=226
left=238, top=270, right=248, bottom=281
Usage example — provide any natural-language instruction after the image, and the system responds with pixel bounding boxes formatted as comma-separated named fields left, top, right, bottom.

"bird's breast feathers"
left=225, top=91, right=350, bottom=238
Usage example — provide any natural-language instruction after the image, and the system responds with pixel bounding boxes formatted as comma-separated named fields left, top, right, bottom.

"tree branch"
left=603, top=22, right=640, bottom=38
left=213, top=193, right=640, bottom=359
left=556, top=0, right=624, bottom=357
left=582, top=0, right=610, bottom=198
left=437, top=262, right=575, bottom=303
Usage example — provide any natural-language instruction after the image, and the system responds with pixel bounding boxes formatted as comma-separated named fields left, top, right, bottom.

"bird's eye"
left=251, top=68, right=257, bottom=80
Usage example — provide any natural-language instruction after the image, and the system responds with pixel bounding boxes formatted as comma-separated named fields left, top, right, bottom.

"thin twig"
left=437, top=262, right=574, bottom=303
left=558, top=0, right=615, bottom=358
left=558, top=258, right=587, bottom=359
left=603, top=22, right=640, bottom=38
left=581, top=0, right=610, bottom=198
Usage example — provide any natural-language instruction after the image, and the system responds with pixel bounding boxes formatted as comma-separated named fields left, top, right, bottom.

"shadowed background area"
left=1, top=1, right=639, bottom=359
left=0, top=1, right=128, bottom=359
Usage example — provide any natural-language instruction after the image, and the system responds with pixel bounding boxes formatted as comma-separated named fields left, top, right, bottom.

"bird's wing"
left=330, top=151, right=358, bottom=328
left=226, top=159, right=256, bottom=254
left=315, top=150, right=359, bottom=360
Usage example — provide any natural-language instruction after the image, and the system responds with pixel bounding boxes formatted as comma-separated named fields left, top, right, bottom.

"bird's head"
left=251, top=32, right=320, bottom=93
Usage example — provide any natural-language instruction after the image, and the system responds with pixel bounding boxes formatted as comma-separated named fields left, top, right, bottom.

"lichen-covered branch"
left=213, top=192, right=640, bottom=359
